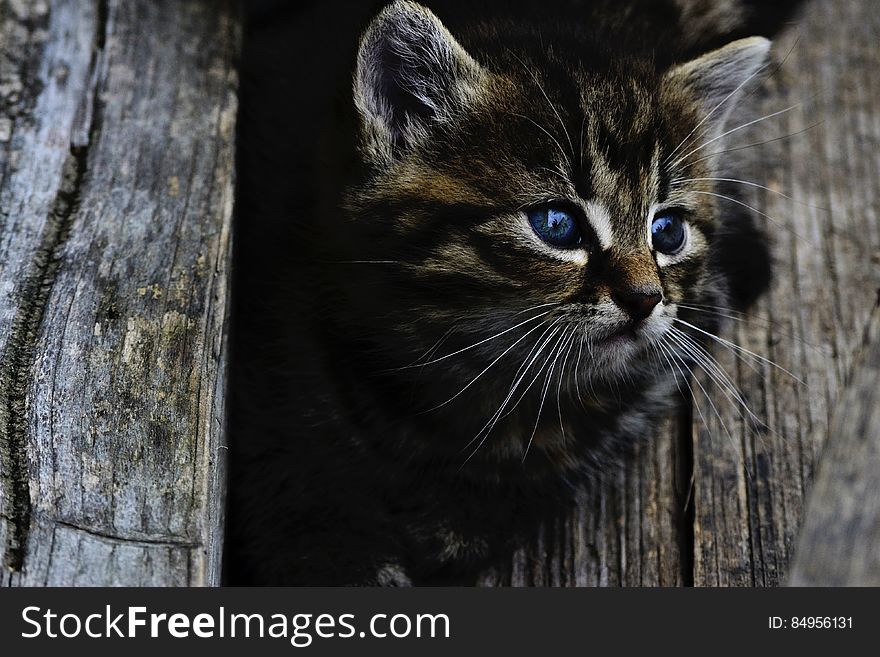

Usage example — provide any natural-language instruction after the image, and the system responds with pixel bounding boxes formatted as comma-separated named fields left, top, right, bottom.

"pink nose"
left=612, top=289, right=662, bottom=322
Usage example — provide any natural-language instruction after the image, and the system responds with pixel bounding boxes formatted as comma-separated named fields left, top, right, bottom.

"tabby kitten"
left=229, top=0, right=797, bottom=585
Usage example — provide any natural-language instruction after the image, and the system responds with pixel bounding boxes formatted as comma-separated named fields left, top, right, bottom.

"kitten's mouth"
left=601, top=322, right=641, bottom=344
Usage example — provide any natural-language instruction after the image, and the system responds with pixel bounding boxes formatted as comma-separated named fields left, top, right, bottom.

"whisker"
left=661, top=336, right=750, bottom=481
left=672, top=317, right=804, bottom=384
left=511, top=301, right=563, bottom=317
left=656, top=339, right=712, bottom=436
left=420, top=317, right=553, bottom=413
left=523, top=329, right=570, bottom=463
left=663, top=59, right=773, bottom=166
left=669, top=100, right=806, bottom=172
left=509, top=50, right=576, bottom=163
left=677, top=303, right=828, bottom=352
left=667, top=327, right=765, bottom=430
left=327, top=260, right=402, bottom=264
left=671, top=176, right=828, bottom=212
left=412, top=301, right=561, bottom=369
left=668, top=327, right=777, bottom=454
left=534, top=166, right=573, bottom=185
left=682, top=121, right=822, bottom=169
left=578, top=112, right=588, bottom=170
left=507, top=111, right=573, bottom=173
left=460, top=319, right=565, bottom=464
left=664, top=31, right=803, bottom=170
left=390, top=308, right=556, bottom=371
left=555, top=331, right=578, bottom=445
left=500, top=322, right=569, bottom=419
left=687, top=189, right=813, bottom=245
left=413, top=322, right=461, bottom=366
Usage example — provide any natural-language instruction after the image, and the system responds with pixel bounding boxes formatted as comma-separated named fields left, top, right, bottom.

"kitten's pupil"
left=528, top=206, right=582, bottom=248
left=651, top=212, right=686, bottom=254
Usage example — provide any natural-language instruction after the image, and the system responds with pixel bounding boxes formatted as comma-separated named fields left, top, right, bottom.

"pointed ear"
left=354, top=0, right=487, bottom=163
left=665, top=37, right=771, bottom=139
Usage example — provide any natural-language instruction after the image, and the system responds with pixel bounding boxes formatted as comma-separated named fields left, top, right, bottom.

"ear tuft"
left=666, top=36, right=771, bottom=140
left=354, top=1, right=486, bottom=163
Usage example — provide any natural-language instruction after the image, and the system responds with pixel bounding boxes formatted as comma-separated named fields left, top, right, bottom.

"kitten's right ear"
left=664, top=36, right=771, bottom=140
left=354, top=0, right=487, bottom=164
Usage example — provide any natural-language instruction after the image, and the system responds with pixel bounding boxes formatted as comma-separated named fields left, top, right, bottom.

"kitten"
left=228, top=0, right=801, bottom=585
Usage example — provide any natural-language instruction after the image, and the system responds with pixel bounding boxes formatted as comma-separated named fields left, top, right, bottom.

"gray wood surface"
left=787, top=304, right=880, bottom=585
left=692, top=0, right=880, bottom=587
left=480, top=0, right=880, bottom=586
left=0, top=0, right=237, bottom=586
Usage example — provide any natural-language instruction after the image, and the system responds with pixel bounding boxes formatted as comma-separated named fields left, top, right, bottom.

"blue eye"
left=651, top=212, right=686, bottom=254
left=527, top=207, right=582, bottom=248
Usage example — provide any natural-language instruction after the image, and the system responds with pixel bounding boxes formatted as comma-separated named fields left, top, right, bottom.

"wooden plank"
left=787, top=304, right=880, bottom=585
left=691, top=0, right=880, bottom=586
left=0, top=0, right=237, bottom=586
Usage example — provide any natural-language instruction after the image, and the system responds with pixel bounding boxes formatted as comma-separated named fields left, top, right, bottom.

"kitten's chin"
left=591, top=316, right=672, bottom=370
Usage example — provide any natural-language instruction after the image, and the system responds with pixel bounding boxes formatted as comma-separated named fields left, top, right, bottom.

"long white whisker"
left=523, top=329, right=570, bottom=463
left=572, top=331, right=589, bottom=411
left=420, top=317, right=553, bottom=413
left=500, top=325, right=572, bottom=419
left=656, top=338, right=712, bottom=438
left=669, top=101, right=804, bottom=171
left=393, top=308, right=556, bottom=371
left=330, top=260, right=402, bottom=264
left=508, top=301, right=564, bottom=320
left=677, top=303, right=827, bottom=353
left=671, top=176, right=827, bottom=212
left=672, top=317, right=803, bottom=384
left=688, top=189, right=813, bottom=245
left=555, top=331, right=578, bottom=445
left=460, top=320, right=564, bottom=464
left=683, top=122, right=822, bottom=169
left=662, top=336, right=749, bottom=480
left=508, top=111, right=572, bottom=172
left=578, top=112, right=588, bottom=170
left=509, top=51, right=576, bottom=163
left=667, top=327, right=764, bottom=430
left=413, top=323, right=461, bottom=366
left=534, top=166, right=573, bottom=185
left=663, top=59, right=772, bottom=165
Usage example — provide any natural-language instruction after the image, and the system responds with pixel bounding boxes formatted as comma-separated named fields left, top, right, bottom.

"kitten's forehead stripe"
left=583, top=200, right=614, bottom=251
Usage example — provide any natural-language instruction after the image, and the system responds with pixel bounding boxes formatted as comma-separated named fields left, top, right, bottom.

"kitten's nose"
left=612, top=288, right=662, bottom=322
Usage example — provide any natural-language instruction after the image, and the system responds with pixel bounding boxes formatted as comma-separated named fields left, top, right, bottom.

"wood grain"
left=690, top=0, right=880, bottom=587
left=477, top=416, right=688, bottom=587
left=787, top=304, right=880, bottom=585
left=0, top=0, right=238, bottom=586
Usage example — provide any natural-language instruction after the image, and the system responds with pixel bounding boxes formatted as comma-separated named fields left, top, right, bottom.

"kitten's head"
left=340, top=1, right=769, bottom=446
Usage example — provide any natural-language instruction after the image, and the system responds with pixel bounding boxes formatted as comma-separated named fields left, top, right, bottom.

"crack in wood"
left=676, top=396, right=696, bottom=586
left=0, top=1, right=108, bottom=573
left=0, top=152, right=77, bottom=571
left=0, top=149, right=85, bottom=572
left=53, top=519, right=201, bottom=550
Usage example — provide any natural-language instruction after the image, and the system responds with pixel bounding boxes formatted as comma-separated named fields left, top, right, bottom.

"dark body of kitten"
left=228, top=0, right=801, bottom=585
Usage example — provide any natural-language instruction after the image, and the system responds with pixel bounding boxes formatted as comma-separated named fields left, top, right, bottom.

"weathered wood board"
left=788, top=304, right=880, bottom=585
left=480, top=0, right=880, bottom=586
left=691, top=0, right=880, bottom=587
left=0, top=0, right=238, bottom=586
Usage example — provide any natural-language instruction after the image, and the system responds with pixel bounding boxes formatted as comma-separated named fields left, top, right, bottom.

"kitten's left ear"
left=354, top=0, right=488, bottom=164
left=664, top=36, right=771, bottom=138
